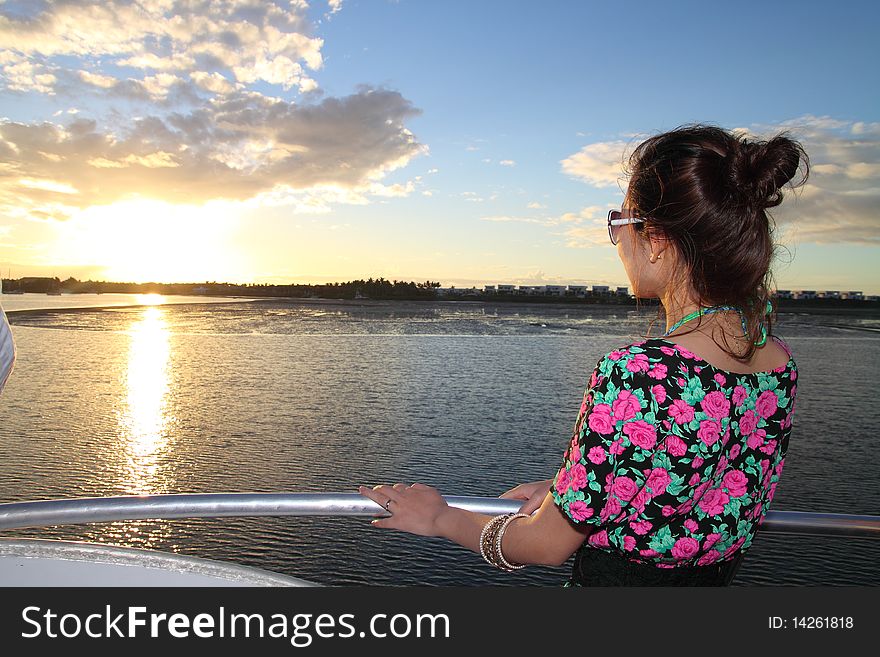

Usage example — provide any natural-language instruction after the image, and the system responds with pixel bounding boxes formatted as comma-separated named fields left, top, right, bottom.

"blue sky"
left=1, top=0, right=878, bottom=292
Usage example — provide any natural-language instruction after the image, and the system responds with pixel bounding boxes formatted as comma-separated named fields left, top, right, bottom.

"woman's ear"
left=648, top=230, right=671, bottom=260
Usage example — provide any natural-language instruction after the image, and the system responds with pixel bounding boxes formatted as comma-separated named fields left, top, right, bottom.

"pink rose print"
left=639, top=548, right=660, bottom=557
left=693, top=479, right=711, bottom=500
left=697, top=419, right=721, bottom=446
left=717, top=455, right=728, bottom=472
left=648, top=362, right=668, bottom=380
left=767, top=482, right=778, bottom=504
left=692, top=456, right=704, bottom=469
left=623, top=420, right=657, bottom=450
left=588, top=530, right=609, bottom=548
left=694, top=366, right=702, bottom=373
left=579, top=399, right=589, bottom=415
left=588, top=404, right=614, bottom=434
left=612, top=389, right=641, bottom=422
left=568, top=500, right=594, bottom=522
left=689, top=472, right=701, bottom=486
left=746, top=429, right=766, bottom=451
left=701, top=390, right=731, bottom=419
left=723, top=470, right=749, bottom=497
left=684, top=519, right=699, bottom=533
left=611, top=476, right=638, bottom=502
left=664, top=434, right=687, bottom=457
left=570, top=440, right=582, bottom=463
left=600, top=496, right=621, bottom=521
left=729, top=443, right=741, bottom=460
left=697, top=550, right=721, bottom=566
left=790, top=370, right=797, bottom=381
left=720, top=426, right=731, bottom=447
left=589, top=370, right=598, bottom=388
left=759, top=439, right=778, bottom=455
left=703, top=533, right=722, bottom=549
left=652, top=384, right=667, bottom=405
left=661, top=505, right=675, bottom=517
left=629, top=519, right=653, bottom=535
left=678, top=347, right=696, bottom=360
left=713, top=372, right=727, bottom=386
left=677, top=499, right=695, bottom=513
left=698, top=488, right=730, bottom=516
left=587, top=446, right=607, bottom=465
left=775, top=458, right=785, bottom=477
left=631, top=489, right=650, bottom=514
left=660, top=346, right=676, bottom=356
left=755, top=390, right=779, bottom=419
left=671, top=536, right=700, bottom=559
left=725, top=536, right=746, bottom=558
left=608, top=350, right=626, bottom=361
left=677, top=377, right=686, bottom=387
left=646, top=468, right=671, bottom=495
left=732, top=385, right=748, bottom=407
left=669, top=399, right=695, bottom=424
left=739, top=410, right=758, bottom=436
left=623, top=535, right=636, bottom=551
left=555, top=468, right=571, bottom=495
left=626, top=353, right=650, bottom=373
left=569, top=463, right=588, bottom=491
left=610, top=438, right=625, bottom=456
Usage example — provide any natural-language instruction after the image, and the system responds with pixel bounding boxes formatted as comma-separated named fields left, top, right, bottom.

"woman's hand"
left=499, top=479, right=554, bottom=515
left=357, top=483, right=450, bottom=537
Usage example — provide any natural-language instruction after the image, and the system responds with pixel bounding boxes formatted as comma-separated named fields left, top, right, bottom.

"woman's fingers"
left=357, top=485, right=397, bottom=513
left=518, top=494, right=545, bottom=515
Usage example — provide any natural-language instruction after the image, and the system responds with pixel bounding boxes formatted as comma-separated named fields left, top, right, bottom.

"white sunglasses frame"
left=607, top=210, right=646, bottom=245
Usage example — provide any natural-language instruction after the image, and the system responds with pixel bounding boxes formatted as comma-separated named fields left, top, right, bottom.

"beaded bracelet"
left=493, top=513, right=529, bottom=572
left=479, top=515, right=508, bottom=568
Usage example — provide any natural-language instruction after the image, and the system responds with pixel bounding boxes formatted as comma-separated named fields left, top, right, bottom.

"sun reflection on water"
left=120, top=305, right=173, bottom=494
left=105, top=304, right=177, bottom=548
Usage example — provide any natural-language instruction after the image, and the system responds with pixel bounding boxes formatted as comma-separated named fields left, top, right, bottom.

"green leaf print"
left=649, top=525, right=676, bottom=553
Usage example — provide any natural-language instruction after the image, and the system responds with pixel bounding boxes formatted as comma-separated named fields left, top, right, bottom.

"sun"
left=49, top=199, right=250, bottom=283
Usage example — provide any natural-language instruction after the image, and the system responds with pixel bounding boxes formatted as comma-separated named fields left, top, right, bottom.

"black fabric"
left=570, top=546, right=744, bottom=586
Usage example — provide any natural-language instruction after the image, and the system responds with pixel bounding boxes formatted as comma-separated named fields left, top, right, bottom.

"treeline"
left=1, top=276, right=442, bottom=300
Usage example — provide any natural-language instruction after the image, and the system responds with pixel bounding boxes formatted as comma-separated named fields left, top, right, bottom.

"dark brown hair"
left=625, top=124, right=809, bottom=362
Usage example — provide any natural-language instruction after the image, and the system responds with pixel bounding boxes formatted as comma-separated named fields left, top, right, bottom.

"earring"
left=649, top=253, right=660, bottom=264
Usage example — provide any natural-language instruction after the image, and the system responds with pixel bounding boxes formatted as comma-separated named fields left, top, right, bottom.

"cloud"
left=560, top=140, right=631, bottom=188
left=499, top=159, right=516, bottom=167
left=527, top=202, right=546, bottom=209
left=0, top=2, right=427, bottom=221
left=480, top=215, right=547, bottom=225
left=1, top=1, right=323, bottom=91
left=0, top=88, right=425, bottom=220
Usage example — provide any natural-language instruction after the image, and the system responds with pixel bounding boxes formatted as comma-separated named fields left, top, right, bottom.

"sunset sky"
left=1, top=0, right=878, bottom=292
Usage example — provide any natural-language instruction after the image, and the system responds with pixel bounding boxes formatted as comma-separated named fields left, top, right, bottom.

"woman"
left=358, top=124, right=808, bottom=585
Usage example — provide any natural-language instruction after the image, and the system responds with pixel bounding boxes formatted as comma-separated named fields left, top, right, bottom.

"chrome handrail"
left=0, top=493, right=878, bottom=539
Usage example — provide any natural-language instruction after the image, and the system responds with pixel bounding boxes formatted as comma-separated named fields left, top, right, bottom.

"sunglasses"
left=607, top=209, right=646, bottom=245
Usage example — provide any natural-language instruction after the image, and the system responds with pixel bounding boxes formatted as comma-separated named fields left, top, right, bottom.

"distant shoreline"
left=5, top=292, right=880, bottom=319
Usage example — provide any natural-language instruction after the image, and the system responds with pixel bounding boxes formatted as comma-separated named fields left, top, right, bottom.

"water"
left=1, top=295, right=878, bottom=585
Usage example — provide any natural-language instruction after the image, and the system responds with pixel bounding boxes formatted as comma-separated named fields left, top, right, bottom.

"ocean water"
left=1, top=295, right=878, bottom=586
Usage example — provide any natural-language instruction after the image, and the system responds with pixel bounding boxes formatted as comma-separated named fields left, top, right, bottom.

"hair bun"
left=731, top=133, right=807, bottom=209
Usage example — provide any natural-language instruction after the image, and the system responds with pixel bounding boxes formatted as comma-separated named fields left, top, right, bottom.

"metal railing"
left=1, top=493, right=878, bottom=538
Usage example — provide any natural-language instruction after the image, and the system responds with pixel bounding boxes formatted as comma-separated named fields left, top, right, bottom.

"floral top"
left=551, top=335, right=797, bottom=574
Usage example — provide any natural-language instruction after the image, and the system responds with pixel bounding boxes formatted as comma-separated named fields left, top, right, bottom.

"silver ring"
left=384, top=499, right=393, bottom=511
